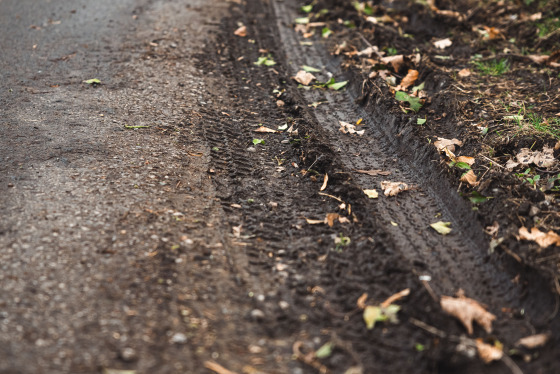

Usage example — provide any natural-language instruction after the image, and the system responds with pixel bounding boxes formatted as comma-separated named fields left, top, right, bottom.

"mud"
left=1, top=0, right=559, bottom=373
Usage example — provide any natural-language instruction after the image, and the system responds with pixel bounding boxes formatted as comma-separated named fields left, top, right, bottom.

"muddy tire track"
left=233, top=0, right=560, bottom=370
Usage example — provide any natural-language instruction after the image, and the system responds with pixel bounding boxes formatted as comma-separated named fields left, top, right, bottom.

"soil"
left=1, top=0, right=559, bottom=373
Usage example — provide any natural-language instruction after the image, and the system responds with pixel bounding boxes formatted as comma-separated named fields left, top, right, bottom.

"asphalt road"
left=0, top=1, right=271, bottom=373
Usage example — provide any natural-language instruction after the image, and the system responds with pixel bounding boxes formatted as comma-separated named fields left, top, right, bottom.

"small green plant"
left=395, top=91, right=423, bottom=112
left=536, top=18, right=560, bottom=38
left=472, top=58, right=509, bottom=76
left=386, top=47, right=398, bottom=56
left=254, top=55, right=276, bottom=67
left=334, top=233, right=351, bottom=252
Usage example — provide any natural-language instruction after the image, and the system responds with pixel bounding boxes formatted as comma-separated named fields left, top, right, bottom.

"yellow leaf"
left=363, top=189, right=378, bottom=199
left=430, top=221, right=451, bottom=235
left=363, top=306, right=381, bottom=329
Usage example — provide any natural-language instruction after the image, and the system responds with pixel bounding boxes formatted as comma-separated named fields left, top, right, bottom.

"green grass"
left=536, top=17, right=560, bottom=37
left=473, top=58, right=510, bottom=76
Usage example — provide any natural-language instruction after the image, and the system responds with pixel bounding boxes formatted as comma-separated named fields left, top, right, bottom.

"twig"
left=318, top=192, right=343, bottom=202
left=480, top=154, right=505, bottom=169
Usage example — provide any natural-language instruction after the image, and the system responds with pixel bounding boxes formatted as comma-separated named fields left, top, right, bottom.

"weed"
left=386, top=47, right=398, bottom=56
left=536, top=18, right=560, bottom=38
left=473, top=58, right=509, bottom=76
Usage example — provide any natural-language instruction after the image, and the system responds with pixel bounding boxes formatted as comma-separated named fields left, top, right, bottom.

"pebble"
left=250, top=309, right=265, bottom=321
left=120, top=347, right=137, bottom=362
left=247, top=147, right=256, bottom=152
left=170, top=332, right=188, bottom=344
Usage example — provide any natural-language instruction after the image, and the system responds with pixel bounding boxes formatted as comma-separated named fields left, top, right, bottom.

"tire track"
left=266, top=0, right=556, bottom=320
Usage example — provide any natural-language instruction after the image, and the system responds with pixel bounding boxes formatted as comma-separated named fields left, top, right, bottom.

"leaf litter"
left=440, top=293, right=496, bottom=334
left=380, top=181, right=410, bottom=196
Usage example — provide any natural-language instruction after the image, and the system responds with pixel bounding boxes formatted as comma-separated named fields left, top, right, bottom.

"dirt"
left=1, top=0, right=559, bottom=373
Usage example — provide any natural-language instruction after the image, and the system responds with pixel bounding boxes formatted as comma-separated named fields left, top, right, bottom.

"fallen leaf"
left=253, top=126, right=276, bottom=133
left=326, top=213, right=338, bottom=227
left=456, top=156, right=475, bottom=165
left=355, top=169, right=391, bottom=176
left=234, top=25, right=247, bottom=37
left=380, top=288, right=410, bottom=308
left=315, top=342, right=334, bottom=359
left=363, top=304, right=401, bottom=329
left=357, top=46, right=380, bottom=57
left=306, top=218, right=326, bottom=225
left=430, top=221, right=452, bottom=235
left=83, top=78, right=101, bottom=85
left=396, top=69, right=419, bottom=90
left=505, top=158, right=519, bottom=170
left=460, top=170, right=479, bottom=186
left=380, top=181, right=410, bottom=196
left=204, top=361, right=238, bottom=374
left=434, top=137, right=463, bottom=153
left=458, top=68, right=471, bottom=77
left=381, top=55, right=404, bottom=72
left=485, top=221, right=499, bottom=237
left=533, top=146, right=556, bottom=168
left=363, top=189, right=379, bottom=199
left=357, top=293, right=368, bottom=309
left=441, top=295, right=496, bottom=334
left=515, top=333, right=550, bottom=349
left=433, top=38, right=452, bottom=49
left=339, top=121, right=365, bottom=136
left=482, top=26, right=503, bottom=40
left=363, top=306, right=381, bottom=329
left=476, top=339, right=503, bottom=364
left=320, top=174, right=328, bottom=191
left=528, top=54, right=549, bottom=64
left=293, top=70, right=316, bottom=86
left=518, top=227, right=560, bottom=248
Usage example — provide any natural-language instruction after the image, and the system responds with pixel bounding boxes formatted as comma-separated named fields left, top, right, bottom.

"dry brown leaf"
left=482, top=26, right=503, bottom=40
left=396, top=69, right=419, bottom=90
left=326, top=213, right=339, bottom=227
left=518, top=226, right=560, bottom=248
left=204, top=361, right=238, bottom=374
left=458, top=68, right=471, bottom=77
left=306, top=218, right=326, bottom=225
left=233, top=25, right=247, bottom=37
left=434, top=137, right=463, bottom=153
left=533, top=146, right=556, bottom=168
left=460, top=170, right=479, bottom=186
left=485, top=221, right=499, bottom=237
left=476, top=339, right=503, bottom=364
left=357, top=293, right=368, bottom=309
left=380, top=288, right=410, bottom=308
left=433, top=38, right=452, bottom=49
left=381, top=55, right=404, bottom=72
left=515, top=333, right=550, bottom=349
left=338, top=216, right=350, bottom=224
left=456, top=156, right=475, bottom=165
left=339, top=121, right=365, bottom=136
left=505, top=158, right=519, bottom=170
left=517, top=147, right=556, bottom=167
left=355, top=169, right=391, bottom=176
left=528, top=54, right=550, bottom=64
left=293, top=70, right=316, bottom=86
left=253, top=126, right=276, bottom=133
left=380, top=181, right=410, bottom=196
left=320, top=173, right=328, bottom=191
left=440, top=295, right=496, bottom=334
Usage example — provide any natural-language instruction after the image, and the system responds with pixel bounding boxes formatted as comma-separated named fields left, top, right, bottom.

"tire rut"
left=266, top=0, right=556, bottom=323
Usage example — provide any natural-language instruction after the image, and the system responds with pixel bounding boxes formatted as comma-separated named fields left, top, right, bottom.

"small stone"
left=120, top=347, right=137, bottom=362
left=247, top=147, right=257, bottom=152
left=250, top=309, right=265, bottom=321
left=529, top=206, right=540, bottom=217
left=171, top=332, right=188, bottom=344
